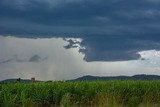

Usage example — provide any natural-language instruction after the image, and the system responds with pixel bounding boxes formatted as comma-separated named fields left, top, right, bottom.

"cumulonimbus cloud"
left=1, top=0, right=160, bottom=61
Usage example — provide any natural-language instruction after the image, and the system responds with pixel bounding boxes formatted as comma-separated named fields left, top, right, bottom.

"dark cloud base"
left=65, top=34, right=160, bottom=62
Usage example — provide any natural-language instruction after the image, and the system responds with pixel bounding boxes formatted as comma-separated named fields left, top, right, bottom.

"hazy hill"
left=1, top=74, right=160, bottom=83
left=71, top=74, right=160, bottom=81
left=0, top=79, right=41, bottom=83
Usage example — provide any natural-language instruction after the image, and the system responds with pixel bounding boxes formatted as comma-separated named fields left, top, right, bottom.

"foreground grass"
left=1, top=81, right=160, bottom=107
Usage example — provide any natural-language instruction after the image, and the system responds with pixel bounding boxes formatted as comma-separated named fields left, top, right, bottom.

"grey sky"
left=0, top=36, right=160, bottom=81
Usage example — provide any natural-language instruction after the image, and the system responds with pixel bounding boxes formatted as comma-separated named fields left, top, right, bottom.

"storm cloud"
left=0, top=0, right=160, bottom=61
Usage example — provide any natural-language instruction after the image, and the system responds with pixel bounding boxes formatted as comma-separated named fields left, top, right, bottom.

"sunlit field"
left=1, top=81, right=160, bottom=107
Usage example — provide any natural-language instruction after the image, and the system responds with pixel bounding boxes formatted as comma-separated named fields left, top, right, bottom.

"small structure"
left=17, top=78, right=21, bottom=82
left=31, top=77, right=35, bottom=83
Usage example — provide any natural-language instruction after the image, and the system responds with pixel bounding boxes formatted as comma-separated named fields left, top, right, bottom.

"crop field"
left=1, top=81, right=160, bottom=107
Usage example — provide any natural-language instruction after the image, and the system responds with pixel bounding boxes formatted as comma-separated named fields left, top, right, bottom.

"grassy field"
left=1, top=81, right=160, bottom=107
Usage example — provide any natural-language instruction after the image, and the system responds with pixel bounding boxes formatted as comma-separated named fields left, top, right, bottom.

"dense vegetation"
left=1, top=81, right=160, bottom=107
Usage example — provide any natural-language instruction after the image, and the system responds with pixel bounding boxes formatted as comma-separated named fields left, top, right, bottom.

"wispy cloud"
left=0, top=54, right=47, bottom=64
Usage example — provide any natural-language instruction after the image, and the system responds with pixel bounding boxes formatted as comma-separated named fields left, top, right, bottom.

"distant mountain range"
left=70, top=74, right=160, bottom=81
left=1, top=74, right=160, bottom=83
left=0, top=79, right=41, bottom=83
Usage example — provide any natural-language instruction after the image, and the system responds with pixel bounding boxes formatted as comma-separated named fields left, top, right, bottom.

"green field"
left=1, top=81, right=160, bottom=107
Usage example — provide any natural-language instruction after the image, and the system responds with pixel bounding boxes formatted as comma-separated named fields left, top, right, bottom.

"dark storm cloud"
left=1, top=0, right=160, bottom=61
left=63, top=38, right=81, bottom=49
left=79, top=35, right=160, bottom=61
